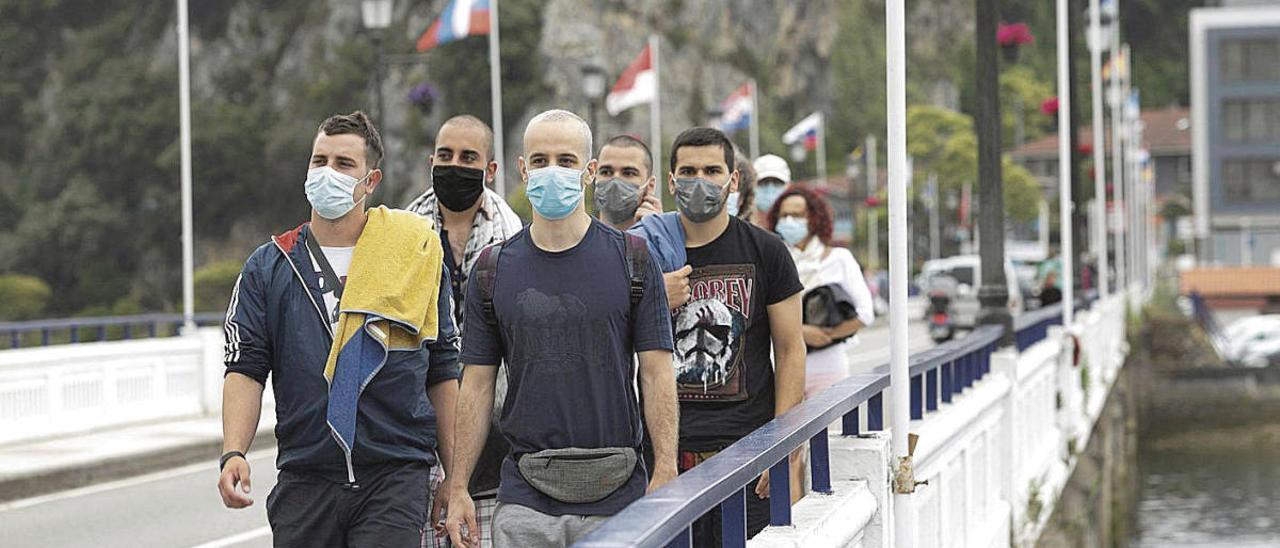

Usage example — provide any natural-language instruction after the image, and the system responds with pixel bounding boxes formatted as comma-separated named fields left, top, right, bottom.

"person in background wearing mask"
left=641, top=127, right=806, bottom=544
left=218, top=111, right=460, bottom=547
left=406, top=114, right=522, bottom=548
left=445, top=110, right=678, bottom=548
left=766, top=186, right=875, bottom=397
left=594, top=134, right=662, bottom=231
left=728, top=147, right=757, bottom=223
left=750, top=153, right=791, bottom=229
left=597, top=134, right=692, bottom=313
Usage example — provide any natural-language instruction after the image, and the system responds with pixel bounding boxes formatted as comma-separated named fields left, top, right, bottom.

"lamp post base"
left=977, top=284, right=1014, bottom=347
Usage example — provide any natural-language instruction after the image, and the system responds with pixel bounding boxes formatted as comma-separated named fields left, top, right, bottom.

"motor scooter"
left=928, top=276, right=957, bottom=343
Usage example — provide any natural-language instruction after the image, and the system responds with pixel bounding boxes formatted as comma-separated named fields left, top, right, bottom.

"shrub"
left=0, top=274, right=52, bottom=320
left=195, top=261, right=244, bottom=313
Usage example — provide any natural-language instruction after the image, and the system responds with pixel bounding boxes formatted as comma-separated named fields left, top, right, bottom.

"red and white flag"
left=606, top=45, right=656, bottom=116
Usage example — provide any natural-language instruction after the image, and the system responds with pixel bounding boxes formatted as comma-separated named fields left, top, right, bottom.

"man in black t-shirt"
left=643, top=127, right=807, bottom=543
left=445, top=110, right=679, bottom=548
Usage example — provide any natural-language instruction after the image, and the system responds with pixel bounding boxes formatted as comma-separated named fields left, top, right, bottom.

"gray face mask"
left=674, top=177, right=728, bottom=223
left=594, top=177, right=644, bottom=225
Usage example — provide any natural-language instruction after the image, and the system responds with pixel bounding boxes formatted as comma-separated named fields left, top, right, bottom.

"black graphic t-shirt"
left=461, top=220, right=674, bottom=516
left=675, top=216, right=803, bottom=451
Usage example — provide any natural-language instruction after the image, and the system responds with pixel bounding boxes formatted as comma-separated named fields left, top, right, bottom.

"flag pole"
left=177, top=0, right=195, bottom=333
left=1058, top=0, right=1074, bottom=326
left=489, top=0, right=506, bottom=198
left=649, top=34, right=662, bottom=202
left=816, top=113, right=828, bottom=186
left=885, top=0, right=914, bottom=544
left=1110, top=34, right=1127, bottom=295
left=748, top=79, right=760, bottom=160
left=1089, top=0, right=1109, bottom=297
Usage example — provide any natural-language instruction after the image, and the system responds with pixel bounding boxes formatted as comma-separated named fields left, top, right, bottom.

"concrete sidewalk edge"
left=0, top=425, right=276, bottom=504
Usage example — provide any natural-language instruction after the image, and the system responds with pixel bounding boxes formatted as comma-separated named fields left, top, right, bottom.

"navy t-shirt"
left=674, top=216, right=804, bottom=451
left=460, top=219, right=674, bottom=516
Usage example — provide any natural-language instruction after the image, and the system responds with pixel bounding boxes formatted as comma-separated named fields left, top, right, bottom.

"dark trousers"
left=266, top=462, right=430, bottom=548
left=678, top=449, right=771, bottom=547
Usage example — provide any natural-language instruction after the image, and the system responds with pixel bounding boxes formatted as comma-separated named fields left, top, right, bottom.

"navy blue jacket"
left=223, top=223, right=460, bottom=483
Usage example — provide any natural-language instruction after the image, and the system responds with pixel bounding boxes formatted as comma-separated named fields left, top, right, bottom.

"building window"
left=1222, top=158, right=1280, bottom=202
left=1178, top=156, right=1192, bottom=185
left=1222, top=98, right=1280, bottom=143
left=1221, top=37, right=1280, bottom=83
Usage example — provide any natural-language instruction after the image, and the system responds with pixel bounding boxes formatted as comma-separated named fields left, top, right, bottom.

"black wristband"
left=220, top=450, right=246, bottom=471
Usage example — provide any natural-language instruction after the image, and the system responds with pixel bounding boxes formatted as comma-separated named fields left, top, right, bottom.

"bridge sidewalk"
left=0, top=413, right=275, bottom=503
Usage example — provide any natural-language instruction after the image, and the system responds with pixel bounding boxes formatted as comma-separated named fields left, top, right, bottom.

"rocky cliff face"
left=398, top=0, right=842, bottom=197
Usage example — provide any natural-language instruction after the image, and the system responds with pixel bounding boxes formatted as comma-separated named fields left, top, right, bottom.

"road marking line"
left=186, top=525, right=271, bottom=548
left=0, top=448, right=277, bottom=512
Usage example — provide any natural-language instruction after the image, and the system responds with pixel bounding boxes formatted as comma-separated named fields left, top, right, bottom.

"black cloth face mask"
left=432, top=165, right=486, bottom=212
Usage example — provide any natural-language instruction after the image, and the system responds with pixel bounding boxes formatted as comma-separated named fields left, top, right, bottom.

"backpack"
left=473, top=232, right=651, bottom=325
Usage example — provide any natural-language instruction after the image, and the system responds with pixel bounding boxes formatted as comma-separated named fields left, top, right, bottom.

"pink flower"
left=997, top=22, right=1035, bottom=47
left=1041, top=97, right=1059, bottom=116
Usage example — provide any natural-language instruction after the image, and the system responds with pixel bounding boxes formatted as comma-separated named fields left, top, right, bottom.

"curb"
left=0, top=427, right=276, bottom=504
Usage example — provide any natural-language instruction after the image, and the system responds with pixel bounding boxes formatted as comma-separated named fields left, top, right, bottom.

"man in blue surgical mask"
left=445, top=110, right=679, bottom=548
left=218, top=111, right=461, bottom=547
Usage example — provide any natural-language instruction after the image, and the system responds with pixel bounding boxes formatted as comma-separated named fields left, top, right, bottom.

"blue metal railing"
left=576, top=324, right=1006, bottom=548
left=1013, top=302, right=1065, bottom=352
left=0, top=312, right=225, bottom=350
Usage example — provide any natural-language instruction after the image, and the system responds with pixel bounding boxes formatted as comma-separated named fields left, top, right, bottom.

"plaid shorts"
left=421, top=464, right=498, bottom=548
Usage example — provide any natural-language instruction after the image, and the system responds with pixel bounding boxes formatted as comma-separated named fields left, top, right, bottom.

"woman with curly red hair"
left=766, top=186, right=876, bottom=397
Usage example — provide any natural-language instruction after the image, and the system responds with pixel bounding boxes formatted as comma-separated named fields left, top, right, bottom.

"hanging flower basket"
left=408, top=82, right=439, bottom=116
left=998, top=22, right=1035, bottom=63
left=1041, top=97, right=1060, bottom=117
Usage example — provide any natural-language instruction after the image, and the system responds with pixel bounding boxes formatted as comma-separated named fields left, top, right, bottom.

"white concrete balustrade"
left=0, top=327, right=230, bottom=445
left=752, top=294, right=1131, bottom=548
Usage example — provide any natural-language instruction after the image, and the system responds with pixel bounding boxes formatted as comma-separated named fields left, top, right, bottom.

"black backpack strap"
left=623, top=233, right=650, bottom=307
left=475, top=243, right=503, bottom=326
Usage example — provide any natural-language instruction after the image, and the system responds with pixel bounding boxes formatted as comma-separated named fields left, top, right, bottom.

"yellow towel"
left=323, top=206, right=443, bottom=382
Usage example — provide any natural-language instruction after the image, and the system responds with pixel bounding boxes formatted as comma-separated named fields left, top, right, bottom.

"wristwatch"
left=220, top=450, right=246, bottom=471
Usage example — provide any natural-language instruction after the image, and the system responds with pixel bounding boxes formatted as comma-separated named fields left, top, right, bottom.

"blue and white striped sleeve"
left=224, top=252, right=272, bottom=385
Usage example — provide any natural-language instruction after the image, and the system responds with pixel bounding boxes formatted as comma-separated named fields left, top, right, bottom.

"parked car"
left=1222, top=315, right=1280, bottom=368
left=918, top=255, right=1024, bottom=329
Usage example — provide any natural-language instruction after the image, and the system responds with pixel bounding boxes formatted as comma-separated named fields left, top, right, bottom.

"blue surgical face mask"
left=776, top=216, right=809, bottom=246
left=306, top=166, right=370, bottom=220
left=755, top=183, right=785, bottom=212
left=526, top=165, right=585, bottom=220
left=726, top=191, right=741, bottom=216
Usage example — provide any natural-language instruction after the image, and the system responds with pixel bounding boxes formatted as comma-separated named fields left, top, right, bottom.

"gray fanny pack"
left=516, top=447, right=638, bottom=504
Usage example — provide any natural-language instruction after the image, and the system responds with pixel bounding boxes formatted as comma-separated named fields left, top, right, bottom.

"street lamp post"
left=975, top=0, right=1013, bottom=344
left=362, top=0, right=393, bottom=124
left=580, top=63, right=606, bottom=137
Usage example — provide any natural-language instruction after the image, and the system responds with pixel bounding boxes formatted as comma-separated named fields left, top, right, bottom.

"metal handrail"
left=576, top=325, right=1006, bottom=548
left=0, top=312, right=225, bottom=349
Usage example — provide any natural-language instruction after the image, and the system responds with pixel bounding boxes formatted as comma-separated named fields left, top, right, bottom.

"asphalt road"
left=0, top=318, right=930, bottom=548
left=0, top=450, right=278, bottom=548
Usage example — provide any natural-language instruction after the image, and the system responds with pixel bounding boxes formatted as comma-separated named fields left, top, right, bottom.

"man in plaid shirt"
left=407, top=115, right=522, bottom=548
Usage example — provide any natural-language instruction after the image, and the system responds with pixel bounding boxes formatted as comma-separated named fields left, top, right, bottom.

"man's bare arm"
left=427, top=380, right=459, bottom=476
left=449, top=366, right=497, bottom=489
left=768, top=293, right=806, bottom=417
left=637, top=349, right=678, bottom=492
left=218, top=373, right=264, bottom=508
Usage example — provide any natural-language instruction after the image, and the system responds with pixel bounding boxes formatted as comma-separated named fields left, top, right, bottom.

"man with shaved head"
left=407, top=115, right=522, bottom=548
left=445, top=110, right=678, bottom=547
left=408, top=115, right=523, bottom=317
left=408, top=116, right=523, bottom=547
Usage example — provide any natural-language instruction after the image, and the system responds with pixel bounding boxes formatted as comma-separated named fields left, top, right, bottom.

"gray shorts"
left=492, top=502, right=608, bottom=547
